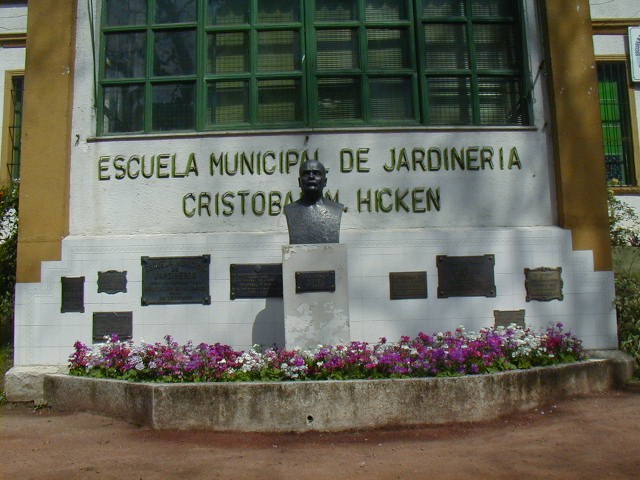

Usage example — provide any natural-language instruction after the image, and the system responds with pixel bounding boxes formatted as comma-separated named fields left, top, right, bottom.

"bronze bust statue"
left=284, top=159, right=344, bottom=244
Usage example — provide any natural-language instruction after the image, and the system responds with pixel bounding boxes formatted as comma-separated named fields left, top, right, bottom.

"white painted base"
left=11, top=226, right=618, bottom=372
left=282, top=244, right=350, bottom=350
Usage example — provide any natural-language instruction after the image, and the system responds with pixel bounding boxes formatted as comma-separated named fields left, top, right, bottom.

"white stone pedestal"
left=282, top=244, right=350, bottom=350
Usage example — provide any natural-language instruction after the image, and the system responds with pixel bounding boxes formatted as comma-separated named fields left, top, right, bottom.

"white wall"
left=590, top=0, right=640, bottom=19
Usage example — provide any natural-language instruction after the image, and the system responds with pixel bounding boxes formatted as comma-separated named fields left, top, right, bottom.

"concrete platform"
left=43, top=358, right=630, bottom=432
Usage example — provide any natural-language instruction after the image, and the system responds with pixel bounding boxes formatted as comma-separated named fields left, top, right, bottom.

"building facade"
left=7, top=0, right=618, bottom=400
left=0, top=1, right=26, bottom=185
left=591, top=1, right=640, bottom=215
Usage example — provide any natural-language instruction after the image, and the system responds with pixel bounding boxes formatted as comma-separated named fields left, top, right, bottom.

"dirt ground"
left=1, top=389, right=640, bottom=480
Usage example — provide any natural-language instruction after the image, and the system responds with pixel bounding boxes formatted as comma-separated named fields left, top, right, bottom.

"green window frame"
left=98, top=0, right=530, bottom=134
left=597, top=61, right=636, bottom=186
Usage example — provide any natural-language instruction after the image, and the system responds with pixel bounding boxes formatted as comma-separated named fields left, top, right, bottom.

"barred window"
left=99, top=0, right=530, bottom=134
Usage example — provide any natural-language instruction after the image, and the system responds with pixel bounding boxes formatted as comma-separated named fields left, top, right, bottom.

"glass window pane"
left=365, top=0, right=407, bottom=21
left=473, top=24, right=518, bottom=70
left=315, top=0, right=357, bottom=22
left=317, top=29, right=358, bottom=71
left=424, top=24, right=468, bottom=70
left=318, top=77, right=361, bottom=120
left=105, top=32, right=146, bottom=79
left=258, top=79, right=302, bottom=123
left=103, top=85, right=144, bottom=133
left=257, top=0, right=300, bottom=23
left=208, top=0, right=250, bottom=24
left=208, top=81, right=249, bottom=124
left=155, top=0, right=197, bottom=23
left=368, top=29, right=411, bottom=69
left=471, top=0, right=515, bottom=17
left=152, top=83, right=195, bottom=130
left=426, top=77, right=472, bottom=124
left=369, top=77, right=413, bottom=120
left=105, top=0, right=146, bottom=26
left=154, top=30, right=197, bottom=76
left=208, top=32, right=249, bottom=74
left=478, top=78, right=527, bottom=125
left=422, top=0, right=465, bottom=17
left=258, top=30, right=301, bottom=72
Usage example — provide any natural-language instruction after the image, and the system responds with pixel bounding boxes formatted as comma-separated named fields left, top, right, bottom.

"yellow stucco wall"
left=543, top=0, right=613, bottom=271
left=16, top=0, right=76, bottom=282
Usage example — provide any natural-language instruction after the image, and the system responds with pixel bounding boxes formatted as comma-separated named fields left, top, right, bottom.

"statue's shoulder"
left=322, top=199, right=345, bottom=215
left=283, top=201, right=301, bottom=215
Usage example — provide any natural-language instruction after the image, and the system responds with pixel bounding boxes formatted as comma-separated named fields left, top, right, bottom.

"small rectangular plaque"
left=141, top=255, right=211, bottom=305
left=93, top=312, right=133, bottom=343
left=295, top=271, right=336, bottom=293
left=389, top=272, right=428, bottom=300
left=61, top=276, right=85, bottom=313
left=230, top=263, right=283, bottom=299
left=494, top=310, right=526, bottom=328
left=97, top=270, right=127, bottom=294
left=437, top=255, right=496, bottom=298
left=525, top=267, right=563, bottom=302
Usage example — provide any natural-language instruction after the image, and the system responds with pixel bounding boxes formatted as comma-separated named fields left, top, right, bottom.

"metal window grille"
left=597, top=61, right=635, bottom=185
left=98, top=0, right=529, bottom=134
left=7, top=75, right=23, bottom=180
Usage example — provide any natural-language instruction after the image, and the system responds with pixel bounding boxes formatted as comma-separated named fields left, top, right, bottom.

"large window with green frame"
left=99, top=0, right=530, bottom=134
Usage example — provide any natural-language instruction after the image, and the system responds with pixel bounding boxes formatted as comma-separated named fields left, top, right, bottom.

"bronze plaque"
left=141, top=255, right=211, bottom=305
left=61, top=276, right=85, bottom=313
left=437, top=255, right=496, bottom=298
left=525, top=267, right=563, bottom=301
left=97, top=270, right=127, bottom=294
left=494, top=310, right=526, bottom=328
left=295, top=271, right=336, bottom=293
left=389, top=271, right=428, bottom=300
left=93, top=312, right=133, bottom=343
left=230, top=263, right=283, bottom=299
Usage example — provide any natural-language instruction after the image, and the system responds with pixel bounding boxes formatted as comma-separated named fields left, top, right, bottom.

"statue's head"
left=298, top=159, right=327, bottom=197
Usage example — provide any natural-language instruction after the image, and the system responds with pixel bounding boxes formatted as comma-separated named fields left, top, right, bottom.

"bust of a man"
left=284, top=159, right=344, bottom=244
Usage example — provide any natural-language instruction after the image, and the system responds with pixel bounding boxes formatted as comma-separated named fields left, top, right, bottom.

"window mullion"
left=249, top=0, right=258, bottom=125
left=359, top=0, right=368, bottom=123
left=305, top=0, right=316, bottom=126
left=195, top=0, right=205, bottom=131
left=144, top=1, right=155, bottom=132
left=465, top=0, right=480, bottom=125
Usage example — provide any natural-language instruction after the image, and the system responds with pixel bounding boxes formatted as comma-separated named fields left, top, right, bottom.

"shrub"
left=608, top=189, right=640, bottom=247
left=0, top=182, right=18, bottom=347
left=614, top=272, right=640, bottom=369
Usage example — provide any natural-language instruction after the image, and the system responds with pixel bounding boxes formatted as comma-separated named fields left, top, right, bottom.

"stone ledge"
left=5, top=366, right=68, bottom=403
left=44, top=359, right=623, bottom=432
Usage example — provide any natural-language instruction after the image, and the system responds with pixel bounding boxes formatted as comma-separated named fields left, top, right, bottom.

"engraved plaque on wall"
left=389, top=272, right=428, bottom=300
left=494, top=310, right=526, bottom=328
left=93, top=312, right=133, bottom=343
left=141, top=255, right=211, bottom=305
left=230, top=263, right=283, bottom=299
left=437, top=255, right=496, bottom=298
left=97, top=270, right=127, bottom=294
left=525, top=267, right=563, bottom=302
left=295, top=271, right=336, bottom=293
left=61, top=276, right=85, bottom=313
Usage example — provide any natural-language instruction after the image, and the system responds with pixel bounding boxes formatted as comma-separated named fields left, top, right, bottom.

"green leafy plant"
left=614, top=272, right=640, bottom=372
left=0, top=181, right=18, bottom=347
left=608, top=189, right=640, bottom=247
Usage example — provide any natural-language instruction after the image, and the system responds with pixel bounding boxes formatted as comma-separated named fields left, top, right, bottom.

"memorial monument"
left=282, top=159, right=350, bottom=350
left=284, top=159, right=344, bottom=244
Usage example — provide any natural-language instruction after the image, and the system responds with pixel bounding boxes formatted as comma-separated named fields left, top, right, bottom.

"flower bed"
left=69, top=323, right=584, bottom=383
